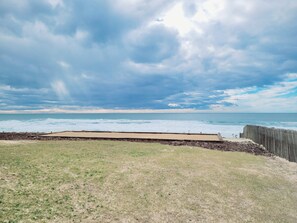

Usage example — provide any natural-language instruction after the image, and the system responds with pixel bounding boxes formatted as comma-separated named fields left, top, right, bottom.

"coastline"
left=1, top=113, right=296, bottom=138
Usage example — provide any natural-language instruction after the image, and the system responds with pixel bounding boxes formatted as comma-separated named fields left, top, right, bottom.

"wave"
left=0, top=118, right=244, bottom=137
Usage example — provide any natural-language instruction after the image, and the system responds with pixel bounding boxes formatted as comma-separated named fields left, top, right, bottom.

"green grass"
left=0, top=140, right=297, bottom=222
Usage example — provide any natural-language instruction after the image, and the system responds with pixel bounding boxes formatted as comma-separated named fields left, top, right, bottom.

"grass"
left=0, top=140, right=297, bottom=222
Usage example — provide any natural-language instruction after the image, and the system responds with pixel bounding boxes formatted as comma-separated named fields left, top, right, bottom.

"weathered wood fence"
left=241, top=125, right=297, bottom=162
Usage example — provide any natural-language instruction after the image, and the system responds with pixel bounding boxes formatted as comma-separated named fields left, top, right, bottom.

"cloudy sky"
left=1, top=0, right=297, bottom=112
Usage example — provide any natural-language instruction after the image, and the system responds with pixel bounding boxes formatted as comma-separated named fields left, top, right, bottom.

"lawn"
left=0, top=140, right=296, bottom=222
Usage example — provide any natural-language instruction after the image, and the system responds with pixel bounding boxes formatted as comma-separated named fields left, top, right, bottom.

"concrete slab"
left=42, top=131, right=222, bottom=142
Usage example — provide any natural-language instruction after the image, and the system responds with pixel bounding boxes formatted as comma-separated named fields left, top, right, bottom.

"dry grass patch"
left=0, top=140, right=296, bottom=222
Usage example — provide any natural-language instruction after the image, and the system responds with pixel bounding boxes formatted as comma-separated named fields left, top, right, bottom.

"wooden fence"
left=241, top=125, right=297, bottom=162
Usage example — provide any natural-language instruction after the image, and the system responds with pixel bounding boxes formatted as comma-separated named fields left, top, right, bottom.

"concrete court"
left=42, top=131, right=222, bottom=142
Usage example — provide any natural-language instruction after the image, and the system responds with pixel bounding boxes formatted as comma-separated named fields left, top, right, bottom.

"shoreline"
left=1, top=113, right=296, bottom=139
left=0, top=132, right=269, bottom=156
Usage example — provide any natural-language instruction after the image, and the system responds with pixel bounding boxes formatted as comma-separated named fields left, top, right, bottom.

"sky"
left=0, top=0, right=297, bottom=112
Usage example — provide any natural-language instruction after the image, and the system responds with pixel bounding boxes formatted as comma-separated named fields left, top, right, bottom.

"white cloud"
left=162, top=3, right=195, bottom=36
left=216, top=74, right=297, bottom=112
left=286, top=73, right=297, bottom=80
left=160, top=0, right=225, bottom=36
left=74, top=30, right=89, bottom=42
left=81, top=73, right=90, bottom=79
left=168, top=103, right=179, bottom=107
left=57, top=61, right=70, bottom=69
left=51, top=80, right=69, bottom=99
left=112, top=0, right=173, bottom=19
left=193, top=0, right=225, bottom=23
left=0, top=85, right=48, bottom=93
left=47, top=0, right=64, bottom=8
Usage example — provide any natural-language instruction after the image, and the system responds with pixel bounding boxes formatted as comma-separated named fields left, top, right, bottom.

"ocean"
left=0, top=113, right=296, bottom=138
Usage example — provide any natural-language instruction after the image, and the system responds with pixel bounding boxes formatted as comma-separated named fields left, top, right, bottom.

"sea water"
left=0, top=113, right=296, bottom=137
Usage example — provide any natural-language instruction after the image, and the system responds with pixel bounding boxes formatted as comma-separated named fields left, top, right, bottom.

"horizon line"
left=0, top=108, right=296, bottom=114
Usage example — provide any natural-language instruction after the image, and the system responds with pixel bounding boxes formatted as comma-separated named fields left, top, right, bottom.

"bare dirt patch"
left=0, top=140, right=36, bottom=145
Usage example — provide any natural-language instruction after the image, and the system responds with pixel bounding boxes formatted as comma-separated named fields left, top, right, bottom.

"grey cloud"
left=128, top=25, right=180, bottom=63
left=52, top=0, right=175, bottom=44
